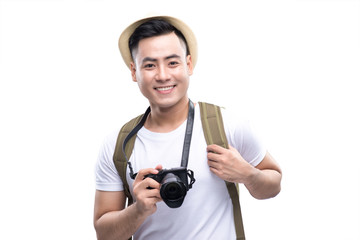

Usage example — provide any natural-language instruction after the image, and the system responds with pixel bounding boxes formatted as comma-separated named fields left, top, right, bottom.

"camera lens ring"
left=160, top=173, right=187, bottom=201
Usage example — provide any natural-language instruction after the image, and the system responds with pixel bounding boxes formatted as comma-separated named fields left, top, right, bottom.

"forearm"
left=95, top=203, right=146, bottom=240
left=244, top=168, right=282, bottom=200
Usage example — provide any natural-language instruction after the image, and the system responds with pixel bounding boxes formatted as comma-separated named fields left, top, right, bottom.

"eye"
left=169, top=61, right=179, bottom=66
left=144, top=63, right=155, bottom=69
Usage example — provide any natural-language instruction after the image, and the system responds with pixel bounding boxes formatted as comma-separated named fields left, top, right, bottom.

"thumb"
left=155, top=164, right=163, bottom=171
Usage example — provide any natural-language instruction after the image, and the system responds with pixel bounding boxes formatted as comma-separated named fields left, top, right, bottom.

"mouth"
left=154, top=85, right=176, bottom=93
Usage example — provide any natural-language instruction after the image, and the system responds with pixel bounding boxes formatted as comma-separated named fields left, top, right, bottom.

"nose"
left=155, top=64, right=170, bottom=82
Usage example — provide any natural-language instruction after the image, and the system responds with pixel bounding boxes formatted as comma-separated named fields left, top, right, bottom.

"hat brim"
left=118, top=15, right=198, bottom=69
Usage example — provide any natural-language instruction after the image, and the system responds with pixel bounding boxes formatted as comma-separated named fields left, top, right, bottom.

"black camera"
left=145, top=167, right=195, bottom=208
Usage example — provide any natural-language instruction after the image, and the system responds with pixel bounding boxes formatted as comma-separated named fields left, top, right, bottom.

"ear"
left=186, top=55, right=194, bottom=76
left=130, top=62, right=137, bottom=82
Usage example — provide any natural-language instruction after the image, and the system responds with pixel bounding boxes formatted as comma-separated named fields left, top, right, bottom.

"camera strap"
left=123, top=100, right=195, bottom=179
left=180, top=100, right=194, bottom=168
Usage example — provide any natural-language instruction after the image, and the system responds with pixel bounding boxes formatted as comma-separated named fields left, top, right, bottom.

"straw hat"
left=118, top=15, right=198, bottom=69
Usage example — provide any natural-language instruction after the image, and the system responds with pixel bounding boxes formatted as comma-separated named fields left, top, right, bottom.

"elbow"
left=252, top=186, right=281, bottom=200
left=251, top=175, right=282, bottom=200
left=269, top=184, right=281, bottom=199
left=264, top=174, right=282, bottom=199
left=94, top=228, right=107, bottom=240
left=264, top=169, right=282, bottom=199
left=93, top=218, right=107, bottom=240
left=93, top=220, right=102, bottom=240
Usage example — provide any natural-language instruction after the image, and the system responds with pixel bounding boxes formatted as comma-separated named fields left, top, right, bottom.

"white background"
left=1, top=0, right=359, bottom=239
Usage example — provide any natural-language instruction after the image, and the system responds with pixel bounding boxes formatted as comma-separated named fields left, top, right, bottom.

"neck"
left=145, top=98, right=190, bottom=133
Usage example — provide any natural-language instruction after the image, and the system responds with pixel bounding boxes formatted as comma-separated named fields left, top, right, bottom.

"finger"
left=139, top=184, right=162, bottom=199
left=134, top=168, right=159, bottom=184
left=208, top=165, right=220, bottom=175
left=133, top=178, right=161, bottom=200
left=207, top=144, right=226, bottom=154
left=133, top=188, right=162, bottom=215
left=154, top=164, right=163, bottom=171
left=207, top=156, right=221, bottom=169
left=143, top=177, right=161, bottom=190
left=207, top=160, right=218, bottom=170
left=207, top=151, right=221, bottom=162
left=207, top=145, right=226, bottom=162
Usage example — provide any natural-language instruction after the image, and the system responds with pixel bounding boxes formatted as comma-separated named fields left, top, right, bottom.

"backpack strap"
left=113, top=113, right=145, bottom=206
left=199, top=102, right=246, bottom=240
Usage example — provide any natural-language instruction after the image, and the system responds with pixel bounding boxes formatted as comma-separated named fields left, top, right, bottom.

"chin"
left=151, top=97, right=187, bottom=109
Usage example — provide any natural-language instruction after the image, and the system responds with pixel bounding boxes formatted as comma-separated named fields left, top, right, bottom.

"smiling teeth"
left=157, top=86, right=174, bottom=91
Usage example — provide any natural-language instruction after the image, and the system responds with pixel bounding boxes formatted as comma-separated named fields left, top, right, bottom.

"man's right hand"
left=132, top=165, right=163, bottom=217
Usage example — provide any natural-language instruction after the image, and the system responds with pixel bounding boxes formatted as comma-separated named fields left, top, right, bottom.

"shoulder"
left=96, top=129, right=122, bottom=172
left=100, top=129, right=121, bottom=154
left=220, top=106, right=249, bottom=129
left=95, top=128, right=124, bottom=191
left=215, top=104, right=266, bottom=166
left=196, top=101, right=249, bottom=125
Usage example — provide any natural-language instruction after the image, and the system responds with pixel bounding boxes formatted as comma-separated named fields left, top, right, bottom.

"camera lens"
left=160, top=173, right=187, bottom=200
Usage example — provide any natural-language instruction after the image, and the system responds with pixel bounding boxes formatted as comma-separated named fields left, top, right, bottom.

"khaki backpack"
left=113, top=102, right=246, bottom=240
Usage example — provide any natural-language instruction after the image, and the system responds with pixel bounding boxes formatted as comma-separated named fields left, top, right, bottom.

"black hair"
left=129, top=19, right=190, bottom=60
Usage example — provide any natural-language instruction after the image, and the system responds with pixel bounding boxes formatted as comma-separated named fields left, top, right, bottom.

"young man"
left=94, top=16, right=282, bottom=240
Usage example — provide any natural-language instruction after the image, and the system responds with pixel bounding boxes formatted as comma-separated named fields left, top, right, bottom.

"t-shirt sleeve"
left=222, top=108, right=266, bottom=167
left=94, top=130, right=124, bottom=191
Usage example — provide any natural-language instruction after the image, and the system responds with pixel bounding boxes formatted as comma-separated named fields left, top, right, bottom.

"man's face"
left=130, top=32, right=193, bottom=110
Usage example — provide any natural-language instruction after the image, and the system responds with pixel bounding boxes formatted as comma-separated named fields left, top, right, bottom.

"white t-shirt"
left=95, top=104, right=266, bottom=240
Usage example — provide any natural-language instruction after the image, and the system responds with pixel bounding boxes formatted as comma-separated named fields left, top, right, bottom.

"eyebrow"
left=141, top=54, right=181, bottom=64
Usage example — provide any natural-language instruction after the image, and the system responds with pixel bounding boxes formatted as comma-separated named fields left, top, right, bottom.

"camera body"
left=145, top=167, right=195, bottom=208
